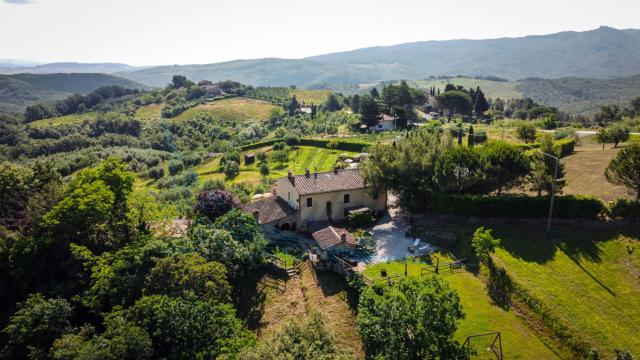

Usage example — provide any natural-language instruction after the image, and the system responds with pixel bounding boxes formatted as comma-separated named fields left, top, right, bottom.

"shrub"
left=167, top=159, right=184, bottom=175
left=553, top=138, right=576, bottom=157
left=609, top=199, right=640, bottom=219
left=147, top=166, right=165, bottom=180
left=224, top=161, right=240, bottom=179
left=284, top=134, right=300, bottom=146
left=347, top=211, right=375, bottom=228
left=431, top=193, right=605, bottom=219
left=193, top=189, right=239, bottom=222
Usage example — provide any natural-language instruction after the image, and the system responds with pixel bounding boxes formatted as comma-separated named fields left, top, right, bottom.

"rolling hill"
left=0, top=62, right=142, bottom=75
left=390, top=75, right=640, bottom=115
left=116, top=26, right=640, bottom=88
left=0, top=73, right=146, bottom=113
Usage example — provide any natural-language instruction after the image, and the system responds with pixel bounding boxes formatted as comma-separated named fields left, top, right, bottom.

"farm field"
left=247, top=87, right=332, bottom=105
left=487, top=225, right=640, bottom=358
left=171, top=97, right=277, bottom=123
left=193, top=145, right=359, bottom=188
left=363, top=256, right=559, bottom=359
left=562, top=139, right=636, bottom=202
left=27, top=111, right=100, bottom=127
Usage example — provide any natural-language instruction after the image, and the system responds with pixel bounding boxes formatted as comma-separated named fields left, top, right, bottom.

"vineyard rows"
left=246, top=87, right=332, bottom=106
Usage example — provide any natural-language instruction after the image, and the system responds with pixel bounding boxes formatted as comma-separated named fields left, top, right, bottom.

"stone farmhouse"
left=243, top=167, right=387, bottom=250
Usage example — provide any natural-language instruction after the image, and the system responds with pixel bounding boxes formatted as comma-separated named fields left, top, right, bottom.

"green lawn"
left=363, top=255, right=559, bottom=359
left=491, top=226, right=640, bottom=357
left=27, top=111, right=100, bottom=127
left=193, top=145, right=358, bottom=188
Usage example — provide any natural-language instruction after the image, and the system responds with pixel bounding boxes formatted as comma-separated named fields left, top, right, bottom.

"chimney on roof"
left=305, top=168, right=310, bottom=177
left=252, top=210, right=260, bottom=222
left=340, top=233, right=347, bottom=242
left=333, top=165, right=338, bottom=174
left=288, top=170, right=295, bottom=185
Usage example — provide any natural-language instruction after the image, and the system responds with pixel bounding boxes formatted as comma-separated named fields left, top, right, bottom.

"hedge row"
left=515, top=138, right=575, bottom=158
left=239, top=138, right=284, bottom=152
left=609, top=199, right=640, bottom=219
left=239, top=137, right=371, bottom=153
left=299, top=138, right=370, bottom=152
left=431, top=193, right=605, bottom=219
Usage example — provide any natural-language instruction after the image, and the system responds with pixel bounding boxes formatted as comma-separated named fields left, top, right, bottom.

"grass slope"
left=364, top=256, right=558, bottom=359
left=134, top=103, right=162, bottom=121
left=491, top=225, right=640, bottom=357
left=171, top=97, right=276, bottom=123
left=27, top=111, right=100, bottom=127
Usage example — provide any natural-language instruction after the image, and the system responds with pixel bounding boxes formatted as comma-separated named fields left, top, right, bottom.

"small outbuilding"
left=244, top=153, right=255, bottom=165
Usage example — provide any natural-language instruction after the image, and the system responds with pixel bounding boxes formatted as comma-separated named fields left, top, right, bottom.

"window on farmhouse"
left=307, top=197, right=313, bottom=207
left=344, top=194, right=350, bottom=203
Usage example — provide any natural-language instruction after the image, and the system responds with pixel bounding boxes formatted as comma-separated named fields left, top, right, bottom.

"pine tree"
left=287, top=95, right=298, bottom=116
left=473, top=87, right=489, bottom=117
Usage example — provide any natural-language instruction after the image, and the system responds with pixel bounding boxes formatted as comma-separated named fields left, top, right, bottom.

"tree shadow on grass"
left=316, top=271, right=346, bottom=298
left=234, top=265, right=289, bottom=330
left=493, top=226, right=557, bottom=264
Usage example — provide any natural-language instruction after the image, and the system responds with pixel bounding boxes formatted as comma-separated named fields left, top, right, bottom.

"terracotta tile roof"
left=242, top=197, right=296, bottom=224
left=311, top=226, right=357, bottom=250
left=381, top=114, right=395, bottom=122
left=284, top=168, right=367, bottom=196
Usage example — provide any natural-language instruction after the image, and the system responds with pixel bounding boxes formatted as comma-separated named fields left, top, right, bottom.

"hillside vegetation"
left=0, top=73, right=145, bottom=113
left=118, top=27, right=640, bottom=88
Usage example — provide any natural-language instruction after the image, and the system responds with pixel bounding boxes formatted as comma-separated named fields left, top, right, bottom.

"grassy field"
left=490, top=225, right=640, bottom=357
left=171, top=97, right=277, bottom=123
left=413, top=77, right=523, bottom=100
left=562, top=138, right=636, bottom=202
left=363, top=256, right=559, bottom=359
left=134, top=103, right=162, bottom=121
left=194, top=145, right=358, bottom=188
left=28, top=111, right=100, bottom=127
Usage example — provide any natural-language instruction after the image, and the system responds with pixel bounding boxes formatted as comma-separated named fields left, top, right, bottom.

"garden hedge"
left=431, top=193, right=605, bottom=219
left=515, top=138, right=575, bottom=158
left=609, top=198, right=640, bottom=219
left=240, top=138, right=371, bottom=152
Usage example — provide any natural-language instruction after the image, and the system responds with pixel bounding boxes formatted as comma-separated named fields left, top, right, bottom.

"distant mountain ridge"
left=0, top=62, right=143, bottom=75
left=0, top=73, right=145, bottom=113
left=6, top=27, right=640, bottom=88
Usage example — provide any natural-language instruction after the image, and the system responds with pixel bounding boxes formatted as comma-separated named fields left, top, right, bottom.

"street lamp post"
left=505, top=133, right=560, bottom=233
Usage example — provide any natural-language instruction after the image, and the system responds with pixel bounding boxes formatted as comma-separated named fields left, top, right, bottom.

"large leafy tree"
left=594, top=105, right=622, bottom=126
left=126, top=294, right=254, bottom=359
left=41, top=158, right=134, bottom=252
left=0, top=294, right=74, bottom=360
left=50, top=313, right=152, bottom=360
left=324, top=94, right=341, bottom=112
left=361, top=129, right=453, bottom=210
left=434, top=145, right=481, bottom=193
left=605, top=144, right=640, bottom=199
left=145, top=253, right=231, bottom=303
left=480, top=141, right=530, bottom=195
left=435, top=91, right=472, bottom=122
left=357, top=276, right=465, bottom=359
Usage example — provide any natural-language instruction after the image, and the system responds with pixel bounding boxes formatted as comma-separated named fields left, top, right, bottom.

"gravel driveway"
left=367, top=197, right=435, bottom=263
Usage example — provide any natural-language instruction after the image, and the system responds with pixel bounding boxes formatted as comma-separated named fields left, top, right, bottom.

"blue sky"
left=1, top=0, right=639, bottom=65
